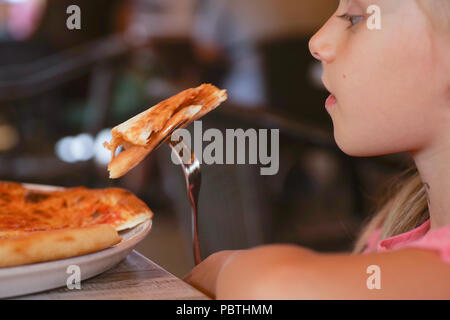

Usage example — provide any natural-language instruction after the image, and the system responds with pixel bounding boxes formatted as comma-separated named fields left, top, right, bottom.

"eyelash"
left=337, top=14, right=364, bottom=28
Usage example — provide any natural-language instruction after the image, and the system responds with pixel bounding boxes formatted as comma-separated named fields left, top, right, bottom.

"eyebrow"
left=340, top=0, right=367, bottom=10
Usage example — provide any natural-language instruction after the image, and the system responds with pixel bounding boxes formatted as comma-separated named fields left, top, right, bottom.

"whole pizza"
left=0, top=181, right=152, bottom=268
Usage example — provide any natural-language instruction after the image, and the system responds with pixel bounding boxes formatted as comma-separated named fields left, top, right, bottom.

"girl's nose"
left=309, top=24, right=336, bottom=64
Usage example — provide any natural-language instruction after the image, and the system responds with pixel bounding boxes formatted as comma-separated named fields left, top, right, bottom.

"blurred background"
left=0, top=0, right=413, bottom=277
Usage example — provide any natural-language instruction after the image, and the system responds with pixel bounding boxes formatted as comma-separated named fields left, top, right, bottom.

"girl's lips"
left=325, top=94, right=337, bottom=110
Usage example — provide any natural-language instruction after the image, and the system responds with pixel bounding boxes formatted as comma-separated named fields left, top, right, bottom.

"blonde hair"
left=352, top=166, right=429, bottom=253
left=352, top=0, right=450, bottom=254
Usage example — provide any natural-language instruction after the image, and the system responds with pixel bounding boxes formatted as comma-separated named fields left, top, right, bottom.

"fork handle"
left=166, top=138, right=202, bottom=265
left=188, top=183, right=202, bottom=265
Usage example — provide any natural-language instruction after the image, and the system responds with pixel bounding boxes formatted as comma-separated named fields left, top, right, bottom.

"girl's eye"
left=337, top=14, right=364, bottom=27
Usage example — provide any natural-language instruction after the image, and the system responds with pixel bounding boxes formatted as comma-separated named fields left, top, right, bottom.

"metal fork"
left=166, top=136, right=202, bottom=266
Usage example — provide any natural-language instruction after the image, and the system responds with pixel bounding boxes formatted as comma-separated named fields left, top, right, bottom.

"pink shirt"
left=362, top=219, right=450, bottom=265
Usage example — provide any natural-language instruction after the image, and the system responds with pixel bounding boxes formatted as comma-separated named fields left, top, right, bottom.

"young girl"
left=184, top=0, right=450, bottom=299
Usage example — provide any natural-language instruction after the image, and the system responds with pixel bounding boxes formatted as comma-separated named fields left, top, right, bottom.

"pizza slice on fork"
left=104, top=84, right=227, bottom=179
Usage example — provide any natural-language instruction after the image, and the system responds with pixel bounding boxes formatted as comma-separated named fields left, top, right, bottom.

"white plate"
left=0, top=183, right=152, bottom=299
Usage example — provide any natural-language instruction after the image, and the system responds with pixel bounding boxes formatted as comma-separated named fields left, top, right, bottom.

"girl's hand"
left=183, top=250, right=241, bottom=298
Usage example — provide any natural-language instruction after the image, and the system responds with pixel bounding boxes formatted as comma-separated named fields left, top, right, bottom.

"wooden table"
left=17, top=251, right=209, bottom=300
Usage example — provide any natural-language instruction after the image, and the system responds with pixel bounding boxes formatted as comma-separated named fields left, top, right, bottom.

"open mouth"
left=321, top=78, right=337, bottom=110
left=325, top=93, right=337, bottom=110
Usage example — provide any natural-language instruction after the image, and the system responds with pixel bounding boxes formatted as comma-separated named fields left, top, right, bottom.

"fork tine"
left=154, top=119, right=189, bottom=151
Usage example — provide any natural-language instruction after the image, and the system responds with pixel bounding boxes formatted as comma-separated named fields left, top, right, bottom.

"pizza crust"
left=0, top=224, right=121, bottom=268
left=116, top=212, right=151, bottom=231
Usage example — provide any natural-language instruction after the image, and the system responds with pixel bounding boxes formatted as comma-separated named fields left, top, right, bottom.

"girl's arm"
left=215, top=244, right=450, bottom=299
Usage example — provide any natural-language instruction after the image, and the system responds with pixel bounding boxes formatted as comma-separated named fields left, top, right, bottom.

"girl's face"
left=309, top=0, right=450, bottom=157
